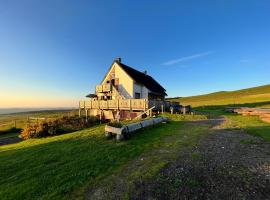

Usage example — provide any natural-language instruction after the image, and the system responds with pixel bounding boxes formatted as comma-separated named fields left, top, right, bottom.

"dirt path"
left=132, top=120, right=270, bottom=200
left=84, top=119, right=270, bottom=200
left=0, top=136, right=22, bottom=146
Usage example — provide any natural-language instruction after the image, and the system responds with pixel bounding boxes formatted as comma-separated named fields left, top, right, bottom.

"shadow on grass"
left=0, top=127, right=22, bottom=135
left=0, top=121, right=184, bottom=200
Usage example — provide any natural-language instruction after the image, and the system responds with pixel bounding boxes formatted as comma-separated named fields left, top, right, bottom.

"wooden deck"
left=79, top=99, right=178, bottom=111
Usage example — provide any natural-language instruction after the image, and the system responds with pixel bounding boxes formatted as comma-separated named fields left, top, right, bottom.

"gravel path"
left=132, top=120, right=270, bottom=200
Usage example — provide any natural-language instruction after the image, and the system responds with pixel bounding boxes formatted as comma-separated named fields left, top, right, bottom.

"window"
left=135, top=92, right=141, bottom=99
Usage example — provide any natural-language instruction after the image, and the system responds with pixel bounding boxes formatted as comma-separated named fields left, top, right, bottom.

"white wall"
left=134, top=83, right=149, bottom=99
left=114, top=63, right=133, bottom=99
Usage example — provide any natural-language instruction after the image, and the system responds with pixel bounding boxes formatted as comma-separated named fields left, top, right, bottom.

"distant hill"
left=170, top=84, right=270, bottom=107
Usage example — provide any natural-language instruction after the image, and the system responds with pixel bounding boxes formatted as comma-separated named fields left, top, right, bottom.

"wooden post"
left=85, top=109, right=88, bottom=121
left=183, top=106, right=186, bottom=115
left=100, top=110, right=102, bottom=124
left=161, top=104, right=164, bottom=113
left=144, top=99, right=146, bottom=112
left=170, top=107, right=174, bottom=114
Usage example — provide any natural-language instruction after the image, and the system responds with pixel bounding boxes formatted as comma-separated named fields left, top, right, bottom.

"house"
left=86, top=58, right=167, bottom=101
left=79, top=58, right=178, bottom=120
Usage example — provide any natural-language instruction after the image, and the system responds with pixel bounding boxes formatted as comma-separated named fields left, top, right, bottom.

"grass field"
left=222, top=114, right=270, bottom=142
left=167, top=84, right=270, bottom=142
left=169, top=84, right=270, bottom=107
left=0, top=114, right=207, bottom=200
left=0, top=110, right=77, bottom=136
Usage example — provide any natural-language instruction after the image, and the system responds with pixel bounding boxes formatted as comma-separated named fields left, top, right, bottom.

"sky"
left=0, top=0, right=270, bottom=108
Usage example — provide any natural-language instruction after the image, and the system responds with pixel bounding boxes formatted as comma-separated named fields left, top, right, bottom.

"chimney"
left=143, top=70, right=147, bottom=75
left=115, top=57, right=121, bottom=63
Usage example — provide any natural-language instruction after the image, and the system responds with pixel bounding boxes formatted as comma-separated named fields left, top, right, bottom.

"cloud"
left=162, top=51, right=215, bottom=66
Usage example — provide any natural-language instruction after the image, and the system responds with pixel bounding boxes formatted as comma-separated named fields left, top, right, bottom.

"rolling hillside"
left=170, top=84, right=270, bottom=107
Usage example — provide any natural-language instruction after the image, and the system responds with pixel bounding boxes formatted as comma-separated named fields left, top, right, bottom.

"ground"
left=1, top=110, right=270, bottom=200
left=0, top=114, right=207, bottom=200
left=130, top=120, right=270, bottom=200
left=83, top=118, right=270, bottom=199
left=0, top=133, right=22, bottom=146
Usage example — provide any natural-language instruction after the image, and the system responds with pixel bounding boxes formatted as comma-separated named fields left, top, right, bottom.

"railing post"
left=85, top=109, right=88, bottom=121
left=144, top=99, right=146, bottom=111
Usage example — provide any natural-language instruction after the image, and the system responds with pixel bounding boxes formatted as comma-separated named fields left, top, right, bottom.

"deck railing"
left=95, top=84, right=111, bottom=93
left=79, top=99, right=179, bottom=111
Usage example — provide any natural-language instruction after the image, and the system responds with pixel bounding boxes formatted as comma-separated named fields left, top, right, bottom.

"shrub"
left=107, top=121, right=123, bottom=128
left=20, top=116, right=99, bottom=139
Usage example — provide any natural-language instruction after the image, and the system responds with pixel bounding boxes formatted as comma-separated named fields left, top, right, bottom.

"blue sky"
left=0, top=0, right=270, bottom=107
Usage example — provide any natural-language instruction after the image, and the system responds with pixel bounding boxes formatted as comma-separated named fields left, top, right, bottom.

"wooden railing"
left=80, top=99, right=147, bottom=111
left=79, top=99, right=179, bottom=111
left=95, top=84, right=111, bottom=93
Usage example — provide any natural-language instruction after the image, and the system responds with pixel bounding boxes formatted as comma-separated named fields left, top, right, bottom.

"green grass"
left=167, top=83, right=270, bottom=143
left=168, top=84, right=270, bottom=107
left=0, top=110, right=77, bottom=132
left=192, top=104, right=270, bottom=142
left=161, top=113, right=208, bottom=120
left=0, top=114, right=207, bottom=200
left=222, top=115, right=270, bottom=142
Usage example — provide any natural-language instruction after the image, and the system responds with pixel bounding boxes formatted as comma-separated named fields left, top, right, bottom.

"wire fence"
left=0, top=121, right=17, bottom=130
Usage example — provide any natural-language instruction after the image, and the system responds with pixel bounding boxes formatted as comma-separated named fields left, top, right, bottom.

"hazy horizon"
left=0, top=107, right=76, bottom=115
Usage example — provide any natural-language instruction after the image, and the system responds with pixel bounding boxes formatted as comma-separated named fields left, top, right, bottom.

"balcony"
left=95, top=84, right=111, bottom=93
left=79, top=99, right=179, bottom=111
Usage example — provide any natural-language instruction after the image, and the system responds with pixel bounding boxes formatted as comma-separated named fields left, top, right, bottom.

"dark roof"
left=86, top=93, right=97, bottom=98
left=116, top=61, right=167, bottom=96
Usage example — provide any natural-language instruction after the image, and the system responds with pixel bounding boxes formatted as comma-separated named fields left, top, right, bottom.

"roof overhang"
left=86, top=93, right=97, bottom=98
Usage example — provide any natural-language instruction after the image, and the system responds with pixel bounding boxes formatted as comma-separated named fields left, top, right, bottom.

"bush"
left=21, top=116, right=98, bottom=139
left=107, top=121, right=123, bottom=128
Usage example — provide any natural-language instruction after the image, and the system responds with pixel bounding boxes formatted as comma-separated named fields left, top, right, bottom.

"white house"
left=79, top=58, right=177, bottom=120
left=86, top=58, right=167, bottom=100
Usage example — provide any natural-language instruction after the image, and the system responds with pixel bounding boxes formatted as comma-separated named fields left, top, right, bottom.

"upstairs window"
left=135, top=92, right=141, bottom=99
